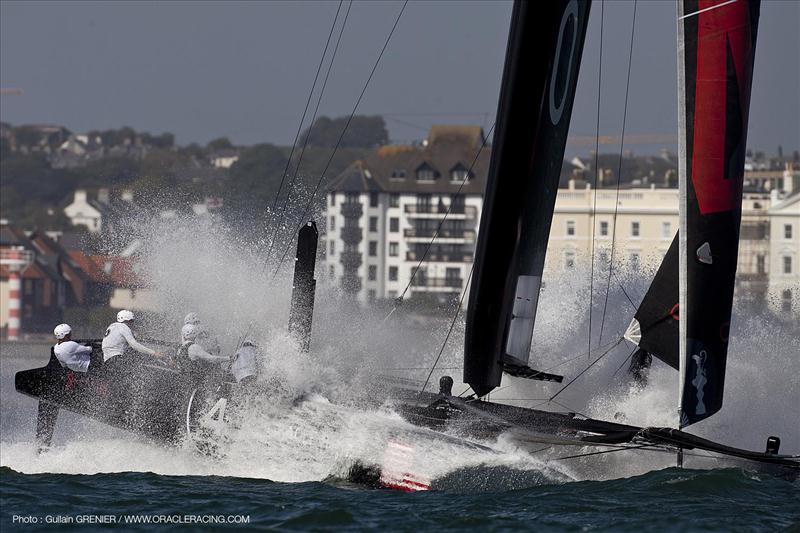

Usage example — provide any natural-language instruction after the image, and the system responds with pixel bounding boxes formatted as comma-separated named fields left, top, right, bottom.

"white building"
left=324, top=126, right=487, bottom=304
left=767, top=191, right=800, bottom=314
left=63, top=190, right=103, bottom=232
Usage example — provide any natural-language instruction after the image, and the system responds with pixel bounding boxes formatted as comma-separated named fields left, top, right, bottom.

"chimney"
left=75, top=189, right=87, bottom=203
left=97, top=188, right=110, bottom=204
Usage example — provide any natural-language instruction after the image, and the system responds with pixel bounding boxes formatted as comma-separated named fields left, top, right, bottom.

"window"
left=445, top=268, right=460, bottom=287
left=368, top=289, right=376, bottom=302
left=369, top=241, right=377, bottom=256
left=370, top=192, right=379, bottom=207
left=389, top=266, right=398, bottom=281
left=329, top=265, right=335, bottom=279
left=390, top=169, right=406, bottom=179
left=369, top=216, right=378, bottom=232
left=631, top=221, right=641, bottom=238
left=630, top=252, right=641, bottom=272
left=368, top=265, right=377, bottom=281
left=598, top=250, right=609, bottom=268
left=782, top=289, right=793, bottom=313
left=329, top=240, right=335, bottom=255
left=662, top=221, right=672, bottom=239
left=388, top=290, right=398, bottom=298
left=785, top=224, right=793, bottom=240
left=450, top=164, right=470, bottom=182
left=330, top=194, right=336, bottom=206
left=389, top=217, right=399, bottom=232
left=757, top=254, right=766, bottom=275
left=389, top=242, right=399, bottom=257
left=389, top=194, right=400, bottom=207
left=416, top=163, right=436, bottom=181
left=564, top=250, right=575, bottom=270
left=329, top=215, right=336, bottom=231
left=417, top=194, right=431, bottom=208
left=599, top=221, right=609, bottom=237
left=783, top=256, right=793, bottom=274
left=566, top=220, right=576, bottom=237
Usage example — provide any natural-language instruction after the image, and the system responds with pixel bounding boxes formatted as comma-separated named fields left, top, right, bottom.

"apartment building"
left=324, top=125, right=488, bottom=304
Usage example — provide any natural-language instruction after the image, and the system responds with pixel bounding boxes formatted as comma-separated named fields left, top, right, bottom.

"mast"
left=464, top=0, right=591, bottom=397
left=676, top=0, right=760, bottom=429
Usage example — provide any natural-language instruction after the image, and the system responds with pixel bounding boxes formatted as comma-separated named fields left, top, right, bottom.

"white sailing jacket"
left=101, top=322, right=155, bottom=361
left=53, top=341, right=92, bottom=372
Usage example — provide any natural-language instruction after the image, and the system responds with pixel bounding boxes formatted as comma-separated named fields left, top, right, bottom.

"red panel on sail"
left=691, top=0, right=753, bottom=215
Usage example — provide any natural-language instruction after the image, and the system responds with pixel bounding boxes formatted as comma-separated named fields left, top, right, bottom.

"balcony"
left=404, top=204, right=477, bottom=219
left=406, top=251, right=473, bottom=263
left=340, top=226, right=362, bottom=244
left=411, top=277, right=463, bottom=288
left=341, top=202, right=363, bottom=218
left=340, top=273, right=362, bottom=293
left=404, top=228, right=476, bottom=242
left=340, top=250, right=362, bottom=269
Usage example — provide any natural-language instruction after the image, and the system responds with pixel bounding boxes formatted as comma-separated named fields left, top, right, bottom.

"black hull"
left=15, top=343, right=232, bottom=446
left=391, top=391, right=799, bottom=476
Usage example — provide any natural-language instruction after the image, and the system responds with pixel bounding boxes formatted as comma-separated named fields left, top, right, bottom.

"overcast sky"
left=1, top=0, right=797, bottom=155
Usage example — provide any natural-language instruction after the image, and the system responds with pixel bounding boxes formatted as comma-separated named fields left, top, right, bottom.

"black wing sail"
left=678, top=0, right=760, bottom=426
left=625, top=234, right=679, bottom=370
left=464, top=0, right=591, bottom=397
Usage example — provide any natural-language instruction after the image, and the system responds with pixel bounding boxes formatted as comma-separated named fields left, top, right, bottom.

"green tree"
left=300, top=115, right=388, bottom=149
left=207, top=137, right=234, bottom=152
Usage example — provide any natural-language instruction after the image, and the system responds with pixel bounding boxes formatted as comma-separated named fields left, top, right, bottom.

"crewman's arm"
left=188, top=344, right=229, bottom=364
left=121, top=328, right=157, bottom=356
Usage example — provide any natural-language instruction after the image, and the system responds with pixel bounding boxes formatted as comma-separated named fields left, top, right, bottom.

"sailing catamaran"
left=14, top=0, right=797, bottom=480
left=391, top=0, right=798, bottom=477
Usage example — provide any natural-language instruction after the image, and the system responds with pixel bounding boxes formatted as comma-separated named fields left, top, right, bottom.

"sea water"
left=1, top=216, right=798, bottom=531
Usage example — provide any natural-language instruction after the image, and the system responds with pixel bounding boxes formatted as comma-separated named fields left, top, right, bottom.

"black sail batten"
left=625, top=233, right=679, bottom=370
left=464, top=0, right=591, bottom=397
left=677, top=0, right=760, bottom=426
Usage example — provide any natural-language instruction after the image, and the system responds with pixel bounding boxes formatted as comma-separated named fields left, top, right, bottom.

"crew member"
left=176, top=324, right=229, bottom=374
left=230, top=340, right=261, bottom=384
left=101, top=310, right=163, bottom=364
left=53, top=323, right=96, bottom=372
left=181, top=312, right=221, bottom=355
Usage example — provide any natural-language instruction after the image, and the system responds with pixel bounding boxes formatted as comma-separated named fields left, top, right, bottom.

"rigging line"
left=384, top=122, right=495, bottom=321
left=553, top=444, right=655, bottom=461
left=598, top=0, right=637, bottom=347
left=611, top=344, right=638, bottom=377
left=613, top=272, right=639, bottom=311
left=421, top=263, right=475, bottom=393
left=271, top=0, right=409, bottom=279
left=549, top=337, right=623, bottom=402
left=266, top=0, right=353, bottom=261
left=534, top=336, right=623, bottom=374
left=265, top=0, right=343, bottom=246
left=587, top=0, right=605, bottom=359
left=678, top=0, right=737, bottom=20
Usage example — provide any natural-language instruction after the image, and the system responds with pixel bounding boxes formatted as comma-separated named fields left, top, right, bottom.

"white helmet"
left=184, top=312, right=200, bottom=325
left=117, top=309, right=135, bottom=323
left=54, top=323, right=72, bottom=339
left=181, top=323, right=200, bottom=342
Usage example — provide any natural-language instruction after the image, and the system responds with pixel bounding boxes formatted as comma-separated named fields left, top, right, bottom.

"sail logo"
left=691, top=349, right=708, bottom=415
left=548, top=0, right=579, bottom=125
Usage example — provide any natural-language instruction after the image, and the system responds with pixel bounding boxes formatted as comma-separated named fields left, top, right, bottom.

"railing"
left=404, top=228, right=476, bottom=241
left=341, top=202, right=363, bottom=218
left=340, top=226, right=362, bottom=244
left=404, top=205, right=477, bottom=217
left=406, top=251, right=473, bottom=263
left=340, top=250, right=362, bottom=269
left=411, top=277, right=463, bottom=288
